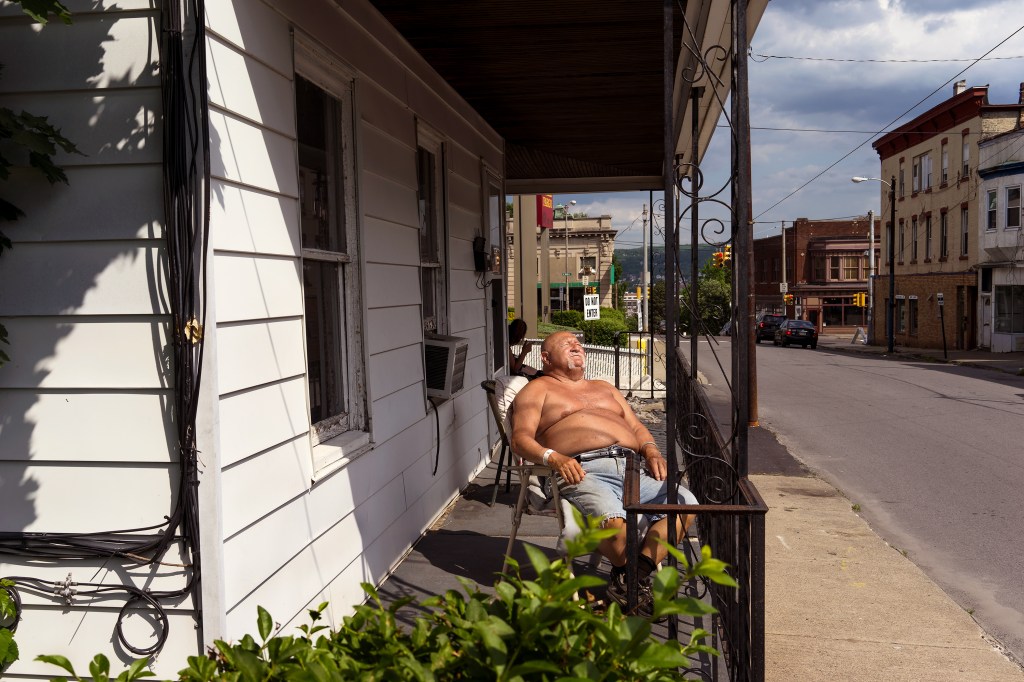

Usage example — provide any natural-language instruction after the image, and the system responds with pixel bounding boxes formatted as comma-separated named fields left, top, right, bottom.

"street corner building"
left=0, top=0, right=769, bottom=677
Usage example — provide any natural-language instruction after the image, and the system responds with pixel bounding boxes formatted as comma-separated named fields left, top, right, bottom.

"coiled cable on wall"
left=1, top=0, right=210, bottom=657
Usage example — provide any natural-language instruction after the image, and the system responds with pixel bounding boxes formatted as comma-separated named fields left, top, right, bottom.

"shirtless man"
left=510, top=331, right=696, bottom=615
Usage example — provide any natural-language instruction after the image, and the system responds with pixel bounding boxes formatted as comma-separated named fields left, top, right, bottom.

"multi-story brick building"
left=754, top=216, right=880, bottom=334
left=978, top=126, right=1024, bottom=352
left=870, top=81, right=1024, bottom=350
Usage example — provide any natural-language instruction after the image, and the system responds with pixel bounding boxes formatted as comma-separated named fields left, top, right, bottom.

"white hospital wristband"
left=541, top=448, right=554, bottom=465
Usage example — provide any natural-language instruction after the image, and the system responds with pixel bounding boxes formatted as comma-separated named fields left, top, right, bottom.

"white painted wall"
left=205, top=0, right=504, bottom=645
left=0, top=1, right=199, bottom=677
left=0, top=0, right=504, bottom=675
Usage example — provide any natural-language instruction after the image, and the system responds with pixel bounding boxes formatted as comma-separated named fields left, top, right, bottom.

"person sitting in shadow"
left=508, top=318, right=541, bottom=378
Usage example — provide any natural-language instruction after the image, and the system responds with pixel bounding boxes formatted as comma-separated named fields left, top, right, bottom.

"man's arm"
left=509, top=381, right=586, bottom=484
left=604, top=382, right=668, bottom=481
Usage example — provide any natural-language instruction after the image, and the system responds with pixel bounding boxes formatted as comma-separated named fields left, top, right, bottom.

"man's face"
left=544, top=333, right=586, bottom=372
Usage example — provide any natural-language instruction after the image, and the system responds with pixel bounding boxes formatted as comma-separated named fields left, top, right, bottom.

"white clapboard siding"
left=0, top=462, right=177, bottom=533
left=205, top=0, right=293, bottom=76
left=360, top=170, right=419, bottom=228
left=215, top=318, right=306, bottom=395
left=224, top=472, right=406, bottom=633
left=212, top=253, right=303, bottom=323
left=368, top=382, right=428, bottom=445
left=221, top=435, right=313, bottom=538
left=209, top=110, right=298, bottom=197
left=0, top=318, right=171, bottom=390
left=363, top=215, right=419, bottom=267
left=0, top=13, right=158, bottom=91
left=218, top=376, right=309, bottom=468
left=364, top=263, right=420, bottom=309
left=0, top=390, right=173, bottom=463
left=449, top=204, right=482, bottom=243
left=361, top=123, right=416, bottom=189
left=3, top=606, right=197, bottom=680
left=207, top=35, right=294, bottom=136
left=2, top=166, right=164, bottom=242
left=357, top=82, right=417, bottom=150
left=368, top=343, right=424, bottom=400
left=0, top=242, right=166, bottom=316
left=0, top=0, right=153, bottom=15
left=0, top=89, right=161, bottom=167
left=449, top=299, right=485, bottom=338
left=209, top=181, right=299, bottom=256
left=222, top=439, right=426, bottom=606
left=365, top=305, right=421, bottom=355
left=447, top=171, right=480, bottom=216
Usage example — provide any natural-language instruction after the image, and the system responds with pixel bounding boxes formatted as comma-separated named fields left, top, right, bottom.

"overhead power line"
left=754, top=23, right=1024, bottom=220
left=750, top=50, right=1024, bottom=64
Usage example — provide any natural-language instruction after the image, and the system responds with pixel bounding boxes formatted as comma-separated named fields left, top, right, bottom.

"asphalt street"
left=690, top=336, right=1024, bottom=664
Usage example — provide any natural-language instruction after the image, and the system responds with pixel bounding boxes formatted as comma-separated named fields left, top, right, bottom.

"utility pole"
left=780, top=221, right=786, bottom=311
left=866, top=209, right=875, bottom=344
left=642, top=203, right=649, bottom=332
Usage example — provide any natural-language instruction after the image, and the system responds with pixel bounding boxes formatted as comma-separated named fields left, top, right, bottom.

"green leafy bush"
left=582, top=316, right=630, bottom=347
left=598, top=306, right=626, bottom=325
left=1, top=578, right=18, bottom=670
left=37, top=513, right=736, bottom=681
left=550, top=309, right=584, bottom=329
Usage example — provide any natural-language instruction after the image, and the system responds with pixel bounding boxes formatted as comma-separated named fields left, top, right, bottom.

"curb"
left=816, top=340, right=1024, bottom=377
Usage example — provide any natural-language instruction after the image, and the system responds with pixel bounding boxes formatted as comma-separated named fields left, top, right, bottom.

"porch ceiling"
left=369, top=1, right=767, bottom=194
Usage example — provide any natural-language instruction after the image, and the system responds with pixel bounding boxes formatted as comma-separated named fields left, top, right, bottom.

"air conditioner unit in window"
left=424, top=334, right=469, bottom=400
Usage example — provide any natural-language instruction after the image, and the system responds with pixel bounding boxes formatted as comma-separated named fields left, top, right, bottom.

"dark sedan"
left=755, top=314, right=786, bottom=343
left=773, top=320, right=818, bottom=348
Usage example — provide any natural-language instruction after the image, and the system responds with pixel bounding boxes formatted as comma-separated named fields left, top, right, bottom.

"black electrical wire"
left=429, top=398, right=441, bottom=475
left=1, top=0, right=209, bottom=658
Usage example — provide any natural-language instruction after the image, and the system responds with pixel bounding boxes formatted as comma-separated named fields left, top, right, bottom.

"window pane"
left=1007, top=187, right=1021, bottom=228
left=417, top=148, right=438, bottom=260
left=305, top=261, right=345, bottom=423
left=843, top=256, right=858, bottom=280
left=421, top=267, right=437, bottom=331
left=988, top=190, right=998, bottom=230
left=297, top=75, right=345, bottom=252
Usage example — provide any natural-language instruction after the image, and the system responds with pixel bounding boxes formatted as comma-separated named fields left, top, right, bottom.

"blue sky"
left=554, top=0, right=1024, bottom=251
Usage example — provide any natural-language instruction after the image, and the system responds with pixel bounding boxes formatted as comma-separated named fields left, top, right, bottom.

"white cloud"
left=550, top=2, right=1024, bottom=242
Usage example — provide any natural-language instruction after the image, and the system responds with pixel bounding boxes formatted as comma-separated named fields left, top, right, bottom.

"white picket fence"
left=514, top=337, right=660, bottom=391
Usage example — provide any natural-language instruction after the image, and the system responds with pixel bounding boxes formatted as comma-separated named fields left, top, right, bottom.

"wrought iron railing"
left=622, top=352, right=766, bottom=681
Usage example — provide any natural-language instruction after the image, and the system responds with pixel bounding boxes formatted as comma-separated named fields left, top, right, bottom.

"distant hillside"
left=615, top=244, right=717, bottom=284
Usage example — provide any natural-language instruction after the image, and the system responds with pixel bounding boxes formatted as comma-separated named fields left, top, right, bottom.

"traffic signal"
left=783, top=293, right=794, bottom=305
left=723, top=244, right=732, bottom=262
left=853, top=292, right=867, bottom=307
left=713, top=251, right=725, bottom=267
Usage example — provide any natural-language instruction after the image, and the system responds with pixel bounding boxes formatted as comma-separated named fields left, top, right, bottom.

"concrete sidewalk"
left=757, top=473, right=1024, bottom=681
left=813, top=331, right=1024, bottom=376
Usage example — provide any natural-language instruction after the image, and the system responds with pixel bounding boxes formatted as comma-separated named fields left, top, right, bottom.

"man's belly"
left=540, top=410, right=638, bottom=456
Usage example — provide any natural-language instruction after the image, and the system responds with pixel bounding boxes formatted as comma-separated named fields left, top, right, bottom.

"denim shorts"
left=556, top=447, right=698, bottom=524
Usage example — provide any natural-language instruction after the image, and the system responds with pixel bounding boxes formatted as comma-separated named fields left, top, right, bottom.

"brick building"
left=754, top=216, right=880, bottom=334
left=870, top=81, right=1024, bottom=350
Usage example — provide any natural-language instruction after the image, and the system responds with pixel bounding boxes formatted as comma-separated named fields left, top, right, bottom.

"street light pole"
left=852, top=176, right=897, bottom=353
left=558, top=200, right=577, bottom=310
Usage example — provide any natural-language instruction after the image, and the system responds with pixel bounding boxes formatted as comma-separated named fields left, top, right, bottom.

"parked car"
left=754, top=314, right=786, bottom=343
left=773, top=319, right=818, bottom=349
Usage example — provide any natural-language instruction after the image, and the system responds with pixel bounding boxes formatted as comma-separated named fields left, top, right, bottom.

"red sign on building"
left=537, top=194, right=553, bottom=229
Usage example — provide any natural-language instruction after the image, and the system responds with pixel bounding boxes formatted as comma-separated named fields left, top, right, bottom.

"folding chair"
left=481, top=376, right=584, bottom=574
left=481, top=379, right=517, bottom=506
